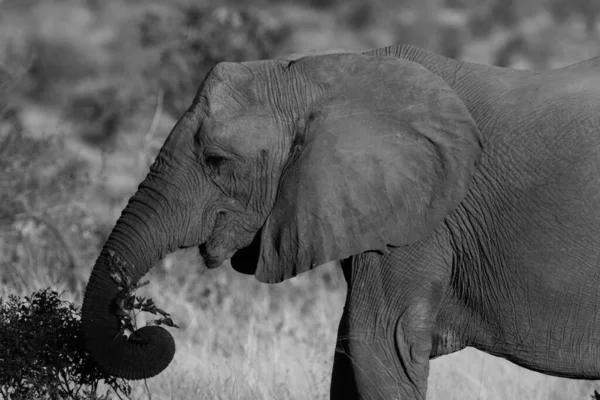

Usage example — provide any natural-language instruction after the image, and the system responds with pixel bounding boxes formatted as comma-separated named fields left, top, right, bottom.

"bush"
left=0, top=289, right=131, bottom=400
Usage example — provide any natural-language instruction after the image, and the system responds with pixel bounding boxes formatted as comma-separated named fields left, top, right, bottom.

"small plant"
left=0, top=289, right=130, bottom=400
left=107, top=249, right=179, bottom=338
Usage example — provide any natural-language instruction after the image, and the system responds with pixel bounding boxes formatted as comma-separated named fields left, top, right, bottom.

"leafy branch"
left=106, top=250, right=179, bottom=338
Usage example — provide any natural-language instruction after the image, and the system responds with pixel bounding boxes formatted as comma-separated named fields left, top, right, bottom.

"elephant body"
left=333, top=47, right=600, bottom=398
left=81, top=45, right=600, bottom=399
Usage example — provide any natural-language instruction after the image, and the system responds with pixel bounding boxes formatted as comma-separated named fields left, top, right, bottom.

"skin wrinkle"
left=127, top=196, right=170, bottom=246
left=108, top=173, right=192, bottom=276
left=445, top=189, right=511, bottom=344
left=266, top=66, right=292, bottom=119
left=396, top=314, right=426, bottom=389
left=341, top=246, right=442, bottom=398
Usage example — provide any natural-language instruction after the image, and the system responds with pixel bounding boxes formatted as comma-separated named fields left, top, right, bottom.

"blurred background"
left=1, top=0, right=600, bottom=398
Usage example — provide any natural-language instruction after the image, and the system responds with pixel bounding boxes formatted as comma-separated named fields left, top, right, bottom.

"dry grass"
left=2, top=0, right=600, bottom=399
left=121, top=259, right=344, bottom=400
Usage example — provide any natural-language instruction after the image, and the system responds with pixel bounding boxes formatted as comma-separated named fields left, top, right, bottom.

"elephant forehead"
left=200, top=114, right=282, bottom=153
left=200, top=61, right=278, bottom=119
left=200, top=80, right=255, bottom=118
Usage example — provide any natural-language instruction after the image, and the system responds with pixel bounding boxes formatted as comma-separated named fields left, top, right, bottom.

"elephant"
left=81, top=44, right=600, bottom=399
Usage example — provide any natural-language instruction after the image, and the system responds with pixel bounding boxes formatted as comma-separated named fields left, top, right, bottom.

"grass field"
left=2, top=0, right=600, bottom=398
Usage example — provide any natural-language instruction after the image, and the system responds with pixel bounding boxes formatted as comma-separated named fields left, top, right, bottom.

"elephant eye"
left=206, top=154, right=226, bottom=165
left=204, top=152, right=229, bottom=174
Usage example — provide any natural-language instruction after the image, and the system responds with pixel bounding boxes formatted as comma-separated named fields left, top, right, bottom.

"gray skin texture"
left=81, top=44, right=600, bottom=398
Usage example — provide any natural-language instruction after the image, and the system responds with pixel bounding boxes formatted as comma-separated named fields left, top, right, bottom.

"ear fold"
left=255, top=53, right=483, bottom=283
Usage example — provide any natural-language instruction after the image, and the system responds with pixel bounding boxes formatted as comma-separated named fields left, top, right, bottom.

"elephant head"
left=81, top=52, right=483, bottom=379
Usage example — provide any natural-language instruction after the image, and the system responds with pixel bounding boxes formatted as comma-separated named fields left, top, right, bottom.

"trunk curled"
left=82, top=111, right=206, bottom=379
left=82, top=251, right=175, bottom=380
left=81, top=187, right=184, bottom=379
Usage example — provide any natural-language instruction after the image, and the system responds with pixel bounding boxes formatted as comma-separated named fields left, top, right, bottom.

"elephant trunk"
left=82, top=176, right=202, bottom=379
left=82, top=251, right=175, bottom=380
left=81, top=109, right=209, bottom=379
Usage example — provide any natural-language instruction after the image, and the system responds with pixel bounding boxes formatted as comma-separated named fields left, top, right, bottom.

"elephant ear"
left=255, top=53, right=483, bottom=283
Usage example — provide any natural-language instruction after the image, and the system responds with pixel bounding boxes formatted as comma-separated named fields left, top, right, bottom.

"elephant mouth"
left=198, top=228, right=261, bottom=274
left=197, top=201, right=264, bottom=274
left=198, top=242, right=230, bottom=268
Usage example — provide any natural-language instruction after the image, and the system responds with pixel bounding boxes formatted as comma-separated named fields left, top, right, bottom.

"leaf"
left=113, top=329, right=130, bottom=340
left=134, top=280, right=150, bottom=290
left=122, top=296, right=135, bottom=311
left=115, top=309, right=129, bottom=317
left=158, top=317, right=179, bottom=328
left=155, top=307, right=169, bottom=317
left=142, top=306, right=157, bottom=315
left=109, top=272, right=122, bottom=285
left=115, top=297, right=125, bottom=310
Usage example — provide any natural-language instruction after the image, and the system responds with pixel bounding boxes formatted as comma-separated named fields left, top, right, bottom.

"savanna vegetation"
left=1, top=0, right=600, bottom=398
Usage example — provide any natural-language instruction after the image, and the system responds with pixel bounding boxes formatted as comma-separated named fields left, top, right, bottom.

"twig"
left=114, top=388, right=128, bottom=400
left=0, top=109, right=21, bottom=158
left=144, top=379, right=153, bottom=400
left=141, top=87, right=164, bottom=169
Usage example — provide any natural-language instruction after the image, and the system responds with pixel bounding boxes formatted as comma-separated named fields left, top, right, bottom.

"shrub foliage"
left=0, top=289, right=131, bottom=400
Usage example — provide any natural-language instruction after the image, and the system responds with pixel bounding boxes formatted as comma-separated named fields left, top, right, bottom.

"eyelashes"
left=205, top=154, right=228, bottom=167
left=204, top=152, right=231, bottom=175
left=203, top=147, right=245, bottom=177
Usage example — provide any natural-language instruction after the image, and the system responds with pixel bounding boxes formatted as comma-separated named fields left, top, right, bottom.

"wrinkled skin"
left=82, top=44, right=600, bottom=398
